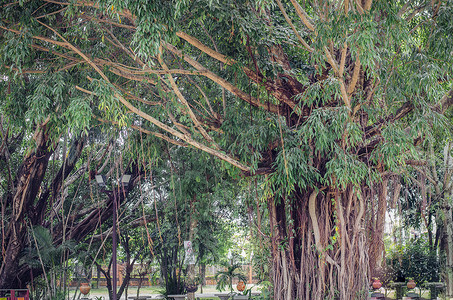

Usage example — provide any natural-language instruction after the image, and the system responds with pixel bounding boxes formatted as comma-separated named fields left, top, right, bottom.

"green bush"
left=385, top=238, right=440, bottom=284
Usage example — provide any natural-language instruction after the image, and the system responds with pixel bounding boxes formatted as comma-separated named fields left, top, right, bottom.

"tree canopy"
left=1, top=0, right=453, bottom=299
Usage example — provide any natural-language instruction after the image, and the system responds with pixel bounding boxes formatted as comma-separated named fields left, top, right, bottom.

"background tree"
left=389, top=137, right=453, bottom=294
left=385, top=236, right=440, bottom=285
left=147, top=144, right=240, bottom=296
left=0, top=73, right=142, bottom=294
left=85, top=199, right=154, bottom=300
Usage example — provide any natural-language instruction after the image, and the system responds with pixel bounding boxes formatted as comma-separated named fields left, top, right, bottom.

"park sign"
left=184, top=241, right=196, bottom=265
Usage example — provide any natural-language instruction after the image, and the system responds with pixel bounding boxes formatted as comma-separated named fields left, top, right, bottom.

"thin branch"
left=443, top=142, right=453, bottom=192
left=105, top=66, right=158, bottom=86
left=36, top=7, right=67, bottom=19
left=75, top=85, right=186, bottom=147
left=412, top=166, right=437, bottom=187
left=104, top=83, right=251, bottom=171
left=397, top=1, right=411, bottom=18
left=42, top=0, right=137, bottom=22
left=406, top=4, right=429, bottom=22
left=198, top=19, right=227, bottom=118
left=114, top=85, right=161, bottom=106
left=158, top=45, right=217, bottom=146
left=95, top=116, right=187, bottom=147
left=80, top=14, right=136, bottom=30
left=276, top=0, right=313, bottom=52
left=364, top=88, right=453, bottom=139
left=323, top=47, right=350, bottom=109
left=5, top=61, right=80, bottom=74
left=31, top=44, right=80, bottom=62
left=75, top=85, right=181, bottom=145
left=101, top=26, right=146, bottom=67
left=166, top=109, right=192, bottom=137
left=174, top=31, right=296, bottom=112
left=0, top=25, right=67, bottom=48
left=182, top=72, right=216, bottom=118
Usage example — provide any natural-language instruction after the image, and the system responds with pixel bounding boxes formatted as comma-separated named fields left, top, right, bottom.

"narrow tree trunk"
left=96, top=260, right=114, bottom=300
left=97, top=266, right=100, bottom=289
left=199, top=264, right=206, bottom=286
left=442, top=141, right=453, bottom=296
left=186, top=195, right=198, bottom=300
left=443, top=200, right=453, bottom=296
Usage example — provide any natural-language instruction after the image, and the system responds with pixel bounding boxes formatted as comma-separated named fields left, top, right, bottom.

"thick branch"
left=289, top=0, right=315, bottom=31
left=365, top=89, right=453, bottom=139
left=347, top=55, right=361, bottom=95
left=29, top=21, right=250, bottom=172
left=164, top=43, right=280, bottom=114
left=175, top=32, right=301, bottom=113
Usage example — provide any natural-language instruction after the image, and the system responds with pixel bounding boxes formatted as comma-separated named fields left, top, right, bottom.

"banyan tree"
left=1, top=0, right=452, bottom=299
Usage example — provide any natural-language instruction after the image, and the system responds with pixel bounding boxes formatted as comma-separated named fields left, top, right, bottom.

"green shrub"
left=385, top=238, right=439, bottom=284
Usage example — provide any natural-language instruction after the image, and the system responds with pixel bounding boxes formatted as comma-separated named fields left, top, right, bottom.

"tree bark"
left=368, top=180, right=388, bottom=277
left=442, top=201, right=453, bottom=297
left=0, top=125, right=54, bottom=288
left=187, top=195, right=198, bottom=300
left=268, top=186, right=369, bottom=300
left=444, top=143, right=453, bottom=296
left=0, top=123, right=140, bottom=290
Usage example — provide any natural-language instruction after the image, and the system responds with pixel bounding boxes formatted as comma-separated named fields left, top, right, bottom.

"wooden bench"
left=167, top=295, right=187, bottom=300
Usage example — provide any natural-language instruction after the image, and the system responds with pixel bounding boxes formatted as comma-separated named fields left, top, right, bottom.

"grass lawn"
left=69, top=285, right=262, bottom=299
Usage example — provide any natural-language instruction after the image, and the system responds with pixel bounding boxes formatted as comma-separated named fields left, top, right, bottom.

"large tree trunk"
left=0, top=123, right=140, bottom=290
left=367, top=180, right=388, bottom=278
left=0, top=125, right=54, bottom=288
left=0, top=132, right=90, bottom=289
left=269, top=185, right=369, bottom=300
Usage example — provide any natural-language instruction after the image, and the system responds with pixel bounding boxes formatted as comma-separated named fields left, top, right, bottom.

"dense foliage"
left=2, top=0, right=453, bottom=299
left=386, top=238, right=440, bottom=284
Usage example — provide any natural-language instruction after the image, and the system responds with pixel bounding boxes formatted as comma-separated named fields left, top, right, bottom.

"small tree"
left=215, top=263, right=247, bottom=293
left=385, top=237, right=440, bottom=284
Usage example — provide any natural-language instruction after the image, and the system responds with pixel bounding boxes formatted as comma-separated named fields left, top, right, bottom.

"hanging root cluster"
left=268, top=184, right=370, bottom=300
